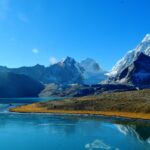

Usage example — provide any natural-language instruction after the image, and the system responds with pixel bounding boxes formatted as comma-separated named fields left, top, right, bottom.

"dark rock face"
left=112, top=53, right=150, bottom=87
left=0, top=72, right=44, bottom=98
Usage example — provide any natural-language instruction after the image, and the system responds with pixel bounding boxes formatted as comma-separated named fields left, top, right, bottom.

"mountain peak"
left=61, top=56, right=76, bottom=65
left=82, top=58, right=96, bottom=62
left=34, top=64, right=45, bottom=68
left=142, top=34, right=150, bottom=43
left=80, top=58, right=107, bottom=84
left=114, top=52, right=150, bottom=86
left=108, top=34, right=150, bottom=77
left=80, top=58, right=101, bottom=72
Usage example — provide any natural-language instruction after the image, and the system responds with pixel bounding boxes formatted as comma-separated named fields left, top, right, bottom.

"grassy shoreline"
left=10, top=89, right=150, bottom=120
left=10, top=103, right=150, bottom=120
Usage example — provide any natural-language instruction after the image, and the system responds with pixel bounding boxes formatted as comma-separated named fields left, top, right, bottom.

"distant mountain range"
left=0, top=57, right=107, bottom=85
left=1, top=34, right=150, bottom=97
left=0, top=57, right=108, bottom=97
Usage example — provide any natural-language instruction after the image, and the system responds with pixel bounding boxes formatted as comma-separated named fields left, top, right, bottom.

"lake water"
left=0, top=97, right=61, bottom=104
left=0, top=98, right=149, bottom=150
left=0, top=97, right=62, bottom=112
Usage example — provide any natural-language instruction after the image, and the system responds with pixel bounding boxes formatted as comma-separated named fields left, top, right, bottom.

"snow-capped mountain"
left=80, top=58, right=107, bottom=84
left=80, top=58, right=101, bottom=73
left=106, top=34, right=150, bottom=87
left=108, top=34, right=150, bottom=77
left=46, top=56, right=84, bottom=84
left=111, top=53, right=150, bottom=87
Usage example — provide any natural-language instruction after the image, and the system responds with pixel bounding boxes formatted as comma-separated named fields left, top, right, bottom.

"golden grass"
left=10, top=103, right=150, bottom=120
left=10, top=89, right=150, bottom=120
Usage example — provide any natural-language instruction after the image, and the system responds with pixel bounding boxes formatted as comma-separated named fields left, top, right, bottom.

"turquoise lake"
left=0, top=98, right=149, bottom=150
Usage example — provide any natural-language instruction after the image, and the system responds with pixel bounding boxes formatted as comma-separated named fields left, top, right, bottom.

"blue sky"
left=0, top=0, right=150, bottom=70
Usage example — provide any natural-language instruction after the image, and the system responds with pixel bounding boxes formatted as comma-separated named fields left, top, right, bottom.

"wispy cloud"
left=49, top=57, right=57, bottom=65
left=18, top=13, right=29, bottom=23
left=32, top=48, right=39, bottom=54
left=0, top=0, right=9, bottom=20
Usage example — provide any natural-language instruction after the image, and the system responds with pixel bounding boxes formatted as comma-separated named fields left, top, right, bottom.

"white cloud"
left=32, top=48, right=39, bottom=54
left=49, top=57, right=57, bottom=65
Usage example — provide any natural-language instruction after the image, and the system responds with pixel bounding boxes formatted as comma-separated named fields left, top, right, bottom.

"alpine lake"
left=0, top=97, right=149, bottom=150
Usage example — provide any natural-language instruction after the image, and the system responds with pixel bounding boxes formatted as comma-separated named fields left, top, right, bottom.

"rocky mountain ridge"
left=106, top=34, right=150, bottom=88
left=0, top=57, right=107, bottom=85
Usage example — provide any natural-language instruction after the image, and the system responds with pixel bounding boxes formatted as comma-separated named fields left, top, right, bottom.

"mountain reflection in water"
left=116, top=124, right=150, bottom=145
left=0, top=113, right=149, bottom=150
